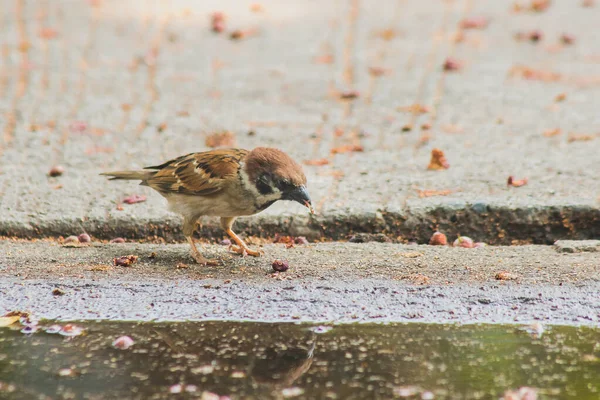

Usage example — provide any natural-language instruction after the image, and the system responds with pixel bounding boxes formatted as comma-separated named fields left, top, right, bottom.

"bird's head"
left=244, top=147, right=314, bottom=213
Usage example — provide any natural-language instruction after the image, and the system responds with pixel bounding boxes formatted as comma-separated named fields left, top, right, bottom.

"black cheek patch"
left=256, top=179, right=273, bottom=195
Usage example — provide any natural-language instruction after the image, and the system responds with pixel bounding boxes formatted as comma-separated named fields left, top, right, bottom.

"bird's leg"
left=183, top=217, right=219, bottom=265
left=220, top=217, right=262, bottom=257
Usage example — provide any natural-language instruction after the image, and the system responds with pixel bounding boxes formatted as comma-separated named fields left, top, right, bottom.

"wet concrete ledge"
left=1, top=203, right=599, bottom=245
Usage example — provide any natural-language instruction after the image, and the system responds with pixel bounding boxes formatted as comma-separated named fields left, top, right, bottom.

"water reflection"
left=0, top=321, right=599, bottom=399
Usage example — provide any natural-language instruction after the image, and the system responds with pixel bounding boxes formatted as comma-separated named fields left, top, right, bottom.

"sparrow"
left=101, top=147, right=314, bottom=265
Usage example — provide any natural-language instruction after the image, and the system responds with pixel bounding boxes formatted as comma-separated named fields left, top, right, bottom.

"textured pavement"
left=0, top=0, right=599, bottom=243
left=2, top=239, right=600, bottom=324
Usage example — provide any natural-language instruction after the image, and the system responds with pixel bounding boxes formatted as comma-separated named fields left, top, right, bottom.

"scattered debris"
left=429, top=232, right=448, bottom=246
left=123, top=195, right=147, bottom=204
left=507, top=176, right=528, bottom=187
left=496, top=271, right=519, bottom=281
left=377, top=28, right=398, bottom=41
left=219, top=239, right=232, bottom=246
left=272, top=260, right=289, bottom=272
left=304, top=158, right=330, bottom=166
left=339, top=90, right=360, bottom=100
left=567, top=133, right=595, bottom=142
left=368, top=66, right=389, bottom=77
left=52, top=288, right=65, bottom=296
left=427, top=148, right=450, bottom=170
left=555, top=93, right=567, bottom=102
left=509, top=65, right=561, bottom=82
left=63, top=235, right=79, bottom=244
left=176, top=263, right=189, bottom=269
left=112, top=336, right=135, bottom=349
left=205, top=131, right=236, bottom=148
left=560, top=33, right=575, bottom=45
left=69, top=121, right=88, bottom=133
left=416, top=189, right=452, bottom=198
left=157, top=122, right=168, bottom=133
left=513, top=0, right=551, bottom=12
left=110, top=237, right=126, bottom=243
left=515, top=30, right=543, bottom=42
left=453, top=236, right=475, bottom=248
left=229, top=29, right=258, bottom=40
left=39, top=27, right=58, bottom=39
left=397, top=104, right=430, bottom=115
left=78, top=233, right=91, bottom=243
left=443, top=58, right=463, bottom=71
left=48, top=166, right=65, bottom=177
left=211, top=12, right=225, bottom=33
left=314, top=54, right=334, bottom=64
left=543, top=128, right=562, bottom=137
left=331, top=145, right=364, bottom=154
left=114, top=255, right=138, bottom=267
left=460, top=16, right=489, bottom=29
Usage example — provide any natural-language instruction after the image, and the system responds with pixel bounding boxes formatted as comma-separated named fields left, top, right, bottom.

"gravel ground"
left=2, top=239, right=599, bottom=325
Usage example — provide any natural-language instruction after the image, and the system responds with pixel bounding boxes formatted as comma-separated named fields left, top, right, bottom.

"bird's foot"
left=191, top=253, right=220, bottom=266
left=229, top=245, right=263, bottom=257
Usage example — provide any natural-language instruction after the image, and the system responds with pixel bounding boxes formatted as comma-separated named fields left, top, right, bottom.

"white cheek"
left=239, top=165, right=282, bottom=205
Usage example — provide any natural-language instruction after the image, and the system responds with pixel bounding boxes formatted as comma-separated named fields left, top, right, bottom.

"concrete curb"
left=1, top=203, right=598, bottom=244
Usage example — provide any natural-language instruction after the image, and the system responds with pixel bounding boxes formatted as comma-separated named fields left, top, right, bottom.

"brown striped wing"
left=145, top=148, right=249, bottom=196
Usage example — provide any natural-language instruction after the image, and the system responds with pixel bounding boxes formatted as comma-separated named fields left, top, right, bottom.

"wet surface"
left=1, top=321, right=599, bottom=399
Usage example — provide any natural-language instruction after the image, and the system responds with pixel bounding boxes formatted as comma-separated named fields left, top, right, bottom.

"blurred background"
left=0, top=0, right=598, bottom=243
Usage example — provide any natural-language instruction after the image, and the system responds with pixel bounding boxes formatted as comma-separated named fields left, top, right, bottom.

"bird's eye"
left=276, top=179, right=294, bottom=192
left=256, top=174, right=273, bottom=195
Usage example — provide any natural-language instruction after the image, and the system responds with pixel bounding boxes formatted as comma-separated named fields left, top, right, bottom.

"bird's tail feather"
left=100, top=170, right=154, bottom=183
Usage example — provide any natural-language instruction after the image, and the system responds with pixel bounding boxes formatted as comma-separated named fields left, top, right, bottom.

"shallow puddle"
left=0, top=321, right=599, bottom=399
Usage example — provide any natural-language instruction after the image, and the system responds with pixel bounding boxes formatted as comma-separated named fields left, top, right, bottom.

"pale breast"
left=164, top=191, right=260, bottom=219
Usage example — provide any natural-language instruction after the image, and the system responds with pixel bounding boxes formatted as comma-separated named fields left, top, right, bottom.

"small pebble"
left=429, top=232, right=448, bottom=246
left=272, top=259, right=289, bottom=272
left=78, top=233, right=91, bottom=243
left=48, top=166, right=65, bottom=177
left=110, top=237, right=125, bottom=243
left=63, top=236, right=79, bottom=244
left=453, top=236, right=474, bottom=248
left=219, top=239, right=232, bottom=246
left=114, top=255, right=138, bottom=267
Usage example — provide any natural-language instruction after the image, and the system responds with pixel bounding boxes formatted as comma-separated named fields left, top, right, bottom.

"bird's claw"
left=191, top=253, right=220, bottom=266
left=229, top=245, right=262, bottom=257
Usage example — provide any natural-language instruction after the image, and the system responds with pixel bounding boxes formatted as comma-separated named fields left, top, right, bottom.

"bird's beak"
left=286, top=186, right=315, bottom=214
